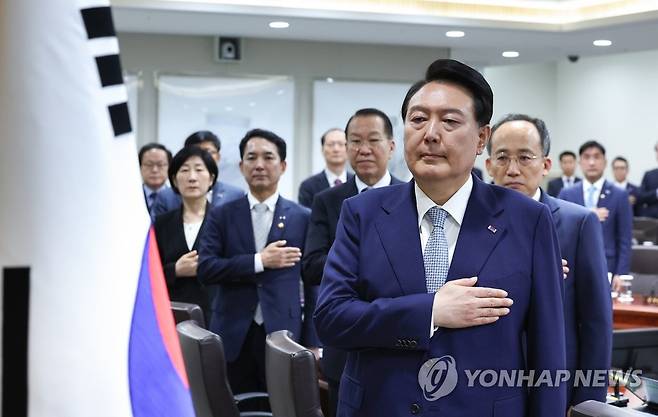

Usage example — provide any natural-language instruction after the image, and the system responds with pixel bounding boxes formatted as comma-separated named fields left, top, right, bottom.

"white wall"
left=484, top=62, right=557, bottom=181
left=117, top=33, right=449, bottom=190
left=555, top=50, right=658, bottom=185
left=484, top=50, right=658, bottom=185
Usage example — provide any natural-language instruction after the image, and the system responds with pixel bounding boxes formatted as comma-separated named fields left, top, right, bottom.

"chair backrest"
left=630, top=245, right=658, bottom=275
left=633, top=217, right=658, bottom=245
left=176, top=320, right=240, bottom=417
left=265, top=330, right=323, bottom=417
left=571, top=400, right=643, bottom=416
left=171, top=301, right=206, bottom=328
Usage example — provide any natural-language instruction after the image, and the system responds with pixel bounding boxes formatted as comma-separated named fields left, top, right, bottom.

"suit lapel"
left=375, top=182, right=427, bottom=295
left=540, top=190, right=561, bottom=230
left=191, top=202, right=212, bottom=250
left=598, top=180, right=613, bottom=210
left=234, top=196, right=257, bottom=253
left=172, top=208, right=190, bottom=252
left=572, top=183, right=585, bottom=206
left=268, top=196, right=291, bottom=243
left=446, top=180, right=507, bottom=280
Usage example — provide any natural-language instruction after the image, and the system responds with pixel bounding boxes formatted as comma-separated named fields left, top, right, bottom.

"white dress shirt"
left=355, top=171, right=392, bottom=193
left=416, top=175, right=472, bottom=264
left=613, top=181, right=628, bottom=190
left=248, top=191, right=279, bottom=273
left=324, top=168, right=348, bottom=187
left=562, top=176, right=577, bottom=188
left=532, top=188, right=542, bottom=202
left=183, top=221, right=202, bottom=251
left=581, top=177, right=605, bottom=208
left=416, top=176, right=473, bottom=337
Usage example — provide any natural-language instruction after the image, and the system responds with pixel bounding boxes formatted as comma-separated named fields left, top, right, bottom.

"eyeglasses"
left=142, top=162, right=168, bottom=170
left=348, top=138, right=385, bottom=151
left=493, top=152, right=539, bottom=167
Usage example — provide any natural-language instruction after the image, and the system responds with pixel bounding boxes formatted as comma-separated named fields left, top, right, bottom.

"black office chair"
left=572, top=400, right=646, bottom=416
left=171, top=301, right=206, bottom=328
left=630, top=246, right=658, bottom=275
left=176, top=320, right=271, bottom=417
left=633, top=217, right=658, bottom=245
left=265, top=330, right=323, bottom=417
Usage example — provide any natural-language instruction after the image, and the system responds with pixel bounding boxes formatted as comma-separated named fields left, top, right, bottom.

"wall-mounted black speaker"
left=215, top=37, right=241, bottom=62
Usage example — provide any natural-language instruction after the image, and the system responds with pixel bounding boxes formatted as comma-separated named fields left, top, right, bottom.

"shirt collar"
left=415, top=175, right=473, bottom=229
left=582, top=176, right=605, bottom=191
left=143, top=183, right=167, bottom=195
left=247, top=190, right=279, bottom=212
left=531, top=188, right=542, bottom=202
left=324, top=168, right=347, bottom=185
left=562, top=175, right=576, bottom=182
left=614, top=180, right=628, bottom=189
left=355, top=171, right=391, bottom=193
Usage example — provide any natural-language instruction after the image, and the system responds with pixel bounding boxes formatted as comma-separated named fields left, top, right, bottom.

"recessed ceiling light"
left=446, top=31, right=465, bottom=38
left=593, top=39, right=612, bottom=47
left=502, top=51, right=520, bottom=58
left=326, top=77, right=334, bottom=83
left=269, top=21, right=289, bottom=29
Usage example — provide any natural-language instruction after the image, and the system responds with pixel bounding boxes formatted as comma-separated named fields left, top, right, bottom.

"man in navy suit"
left=637, top=142, right=658, bottom=218
left=154, top=130, right=244, bottom=216
left=547, top=151, right=581, bottom=197
left=302, top=108, right=403, bottom=417
left=315, top=59, right=566, bottom=417
left=559, top=141, right=633, bottom=285
left=486, top=114, right=611, bottom=410
left=198, top=128, right=317, bottom=393
left=298, top=128, right=353, bottom=208
left=138, top=142, right=179, bottom=221
left=611, top=156, right=640, bottom=215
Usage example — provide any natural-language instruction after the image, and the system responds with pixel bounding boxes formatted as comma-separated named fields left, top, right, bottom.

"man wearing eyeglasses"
left=486, top=114, right=611, bottom=411
left=138, top=142, right=179, bottom=221
left=302, top=108, right=403, bottom=417
left=314, top=60, right=566, bottom=417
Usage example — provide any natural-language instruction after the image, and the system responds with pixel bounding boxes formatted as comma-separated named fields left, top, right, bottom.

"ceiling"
left=111, top=0, right=658, bottom=66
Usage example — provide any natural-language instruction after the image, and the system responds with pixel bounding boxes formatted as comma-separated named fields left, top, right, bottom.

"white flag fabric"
left=0, top=1, right=195, bottom=416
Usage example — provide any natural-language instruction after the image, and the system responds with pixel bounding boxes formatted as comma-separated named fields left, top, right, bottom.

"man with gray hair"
left=486, top=113, right=611, bottom=410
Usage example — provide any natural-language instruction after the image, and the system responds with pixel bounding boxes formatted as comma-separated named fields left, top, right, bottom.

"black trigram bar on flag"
left=2, top=267, right=30, bottom=417
left=80, top=6, right=132, bottom=137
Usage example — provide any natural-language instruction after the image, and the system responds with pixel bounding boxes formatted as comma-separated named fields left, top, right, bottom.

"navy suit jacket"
left=197, top=195, right=318, bottom=362
left=153, top=180, right=244, bottom=217
left=315, top=179, right=566, bottom=417
left=540, top=191, right=612, bottom=406
left=301, top=174, right=403, bottom=383
left=637, top=168, right=658, bottom=218
left=558, top=180, right=633, bottom=275
left=547, top=177, right=581, bottom=198
left=298, top=170, right=354, bottom=208
left=144, top=186, right=180, bottom=221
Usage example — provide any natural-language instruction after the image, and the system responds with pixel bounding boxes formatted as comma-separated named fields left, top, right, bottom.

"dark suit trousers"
left=227, top=321, right=266, bottom=394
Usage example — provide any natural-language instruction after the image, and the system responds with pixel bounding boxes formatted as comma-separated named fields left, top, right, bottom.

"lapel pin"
left=487, top=225, right=497, bottom=234
left=277, top=222, right=285, bottom=229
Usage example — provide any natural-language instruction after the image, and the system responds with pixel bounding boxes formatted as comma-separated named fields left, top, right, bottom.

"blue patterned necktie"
left=424, top=206, right=449, bottom=293
left=586, top=185, right=597, bottom=208
left=148, top=191, right=158, bottom=218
